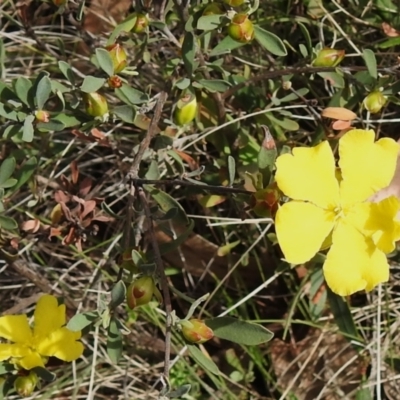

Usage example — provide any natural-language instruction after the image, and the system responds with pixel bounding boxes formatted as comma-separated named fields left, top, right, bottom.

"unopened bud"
left=127, top=276, right=155, bottom=309
left=174, top=93, right=197, bottom=126
left=130, top=12, right=149, bottom=34
left=224, top=0, right=245, bottom=6
left=250, top=184, right=280, bottom=218
left=227, top=13, right=254, bottom=43
left=35, top=110, right=50, bottom=123
left=181, top=319, right=214, bottom=344
left=83, top=92, right=109, bottom=117
left=312, top=48, right=345, bottom=67
left=203, top=2, right=224, bottom=15
left=363, top=91, right=387, bottom=114
left=14, top=372, right=38, bottom=397
left=108, top=75, right=123, bottom=89
left=105, top=43, right=127, bottom=74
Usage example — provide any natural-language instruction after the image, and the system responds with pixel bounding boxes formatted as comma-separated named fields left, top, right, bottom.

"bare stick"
left=137, top=186, right=173, bottom=378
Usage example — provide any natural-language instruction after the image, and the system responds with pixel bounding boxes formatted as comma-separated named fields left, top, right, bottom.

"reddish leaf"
left=79, top=177, right=93, bottom=197
left=81, top=200, right=97, bottom=220
left=21, top=219, right=41, bottom=233
left=71, top=161, right=79, bottom=185
left=54, top=190, right=70, bottom=204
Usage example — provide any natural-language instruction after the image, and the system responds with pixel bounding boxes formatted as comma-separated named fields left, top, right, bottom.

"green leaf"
left=378, top=36, right=400, bottom=49
left=167, top=384, right=192, bottom=398
left=362, top=48, right=377, bottom=80
left=107, top=316, right=123, bottom=363
left=32, top=367, right=56, bottom=382
left=210, top=35, right=246, bottom=56
left=96, top=48, right=115, bottom=77
left=317, top=71, right=345, bottom=88
left=205, top=317, right=274, bottom=345
left=0, top=158, right=15, bottom=186
left=22, top=115, right=35, bottom=142
left=145, top=185, right=189, bottom=225
left=198, top=194, right=226, bottom=208
left=36, top=75, right=52, bottom=110
left=182, top=32, right=196, bottom=76
left=327, top=287, right=361, bottom=342
left=37, top=120, right=65, bottom=132
left=158, top=220, right=194, bottom=255
left=145, top=160, right=161, bottom=180
left=254, top=25, right=287, bottom=56
left=116, top=84, right=148, bottom=105
left=187, top=344, right=220, bottom=375
left=107, top=13, right=138, bottom=45
left=298, top=22, right=312, bottom=55
left=14, top=77, right=32, bottom=107
left=175, top=77, right=191, bottom=90
left=109, top=280, right=126, bottom=309
left=12, top=157, right=37, bottom=192
left=197, top=79, right=231, bottom=92
left=196, top=14, right=223, bottom=31
left=227, top=155, right=235, bottom=186
left=355, top=387, right=373, bottom=400
left=112, top=105, right=136, bottom=123
left=80, top=76, right=105, bottom=93
left=0, top=215, right=17, bottom=230
left=0, top=362, right=14, bottom=375
left=58, top=61, right=75, bottom=84
left=0, top=178, right=17, bottom=189
left=67, top=311, right=99, bottom=331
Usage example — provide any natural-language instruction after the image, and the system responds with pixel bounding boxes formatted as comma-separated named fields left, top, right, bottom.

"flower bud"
left=181, top=319, right=214, bottom=344
left=227, top=13, right=254, bottom=43
left=312, top=48, right=345, bottom=67
left=127, top=276, right=155, bottom=309
left=224, top=0, right=245, bottom=6
left=105, top=43, right=127, bottom=74
left=203, top=2, right=224, bottom=15
left=108, top=75, right=123, bottom=89
left=250, top=184, right=280, bottom=218
left=363, top=91, right=387, bottom=114
left=35, top=110, right=50, bottom=123
left=14, top=372, right=38, bottom=397
left=130, top=12, right=149, bottom=34
left=83, top=92, right=109, bottom=117
left=174, top=93, right=197, bottom=126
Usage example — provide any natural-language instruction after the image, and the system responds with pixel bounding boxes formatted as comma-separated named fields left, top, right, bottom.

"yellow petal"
left=33, top=294, right=66, bottom=338
left=37, top=328, right=83, bottom=362
left=18, top=351, right=45, bottom=370
left=323, top=221, right=389, bottom=296
left=0, top=315, right=32, bottom=343
left=0, top=343, right=30, bottom=361
left=339, top=129, right=399, bottom=204
left=275, top=201, right=335, bottom=264
left=346, top=196, right=400, bottom=253
left=275, top=141, right=339, bottom=208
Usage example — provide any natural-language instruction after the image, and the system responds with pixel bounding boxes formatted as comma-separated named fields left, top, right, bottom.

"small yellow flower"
left=275, top=129, right=400, bottom=296
left=0, top=295, right=83, bottom=370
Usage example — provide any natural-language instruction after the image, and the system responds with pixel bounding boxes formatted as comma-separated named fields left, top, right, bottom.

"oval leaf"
left=36, top=75, right=52, bottom=110
left=80, top=76, right=105, bottom=93
left=187, top=344, right=219, bottom=375
left=0, top=158, right=16, bottom=186
left=96, top=48, right=115, bottom=77
left=362, top=48, right=377, bottom=80
left=254, top=25, right=287, bottom=56
left=109, top=280, right=126, bottom=309
left=205, top=317, right=274, bottom=345
left=107, top=316, right=123, bottom=363
left=67, top=311, right=99, bottom=331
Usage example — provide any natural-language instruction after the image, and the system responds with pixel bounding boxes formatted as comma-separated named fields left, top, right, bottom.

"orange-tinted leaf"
left=21, top=219, right=41, bottom=233
left=382, top=22, right=400, bottom=37
left=331, top=119, right=351, bottom=130
left=79, top=177, right=93, bottom=197
left=321, top=107, right=357, bottom=121
left=174, top=150, right=199, bottom=171
left=71, top=161, right=79, bottom=185
left=81, top=200, right=97, bottom=219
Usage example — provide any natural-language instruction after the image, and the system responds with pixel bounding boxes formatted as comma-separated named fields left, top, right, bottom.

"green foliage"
left=2, top=0, right=400, bottom=398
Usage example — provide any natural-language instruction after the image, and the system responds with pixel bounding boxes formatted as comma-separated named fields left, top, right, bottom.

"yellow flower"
left=0, top=295, right=83, bottom=370
left=275, top=129, right=400, bottom=296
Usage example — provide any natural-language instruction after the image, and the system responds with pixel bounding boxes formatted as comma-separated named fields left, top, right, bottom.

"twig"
left=221, top=65, right=400, bottom=100
left=128, top=92, right=168, bottom=180
left=134, top=178, right=252, bottom=195
left=137, top=186, right=173, bottom=379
